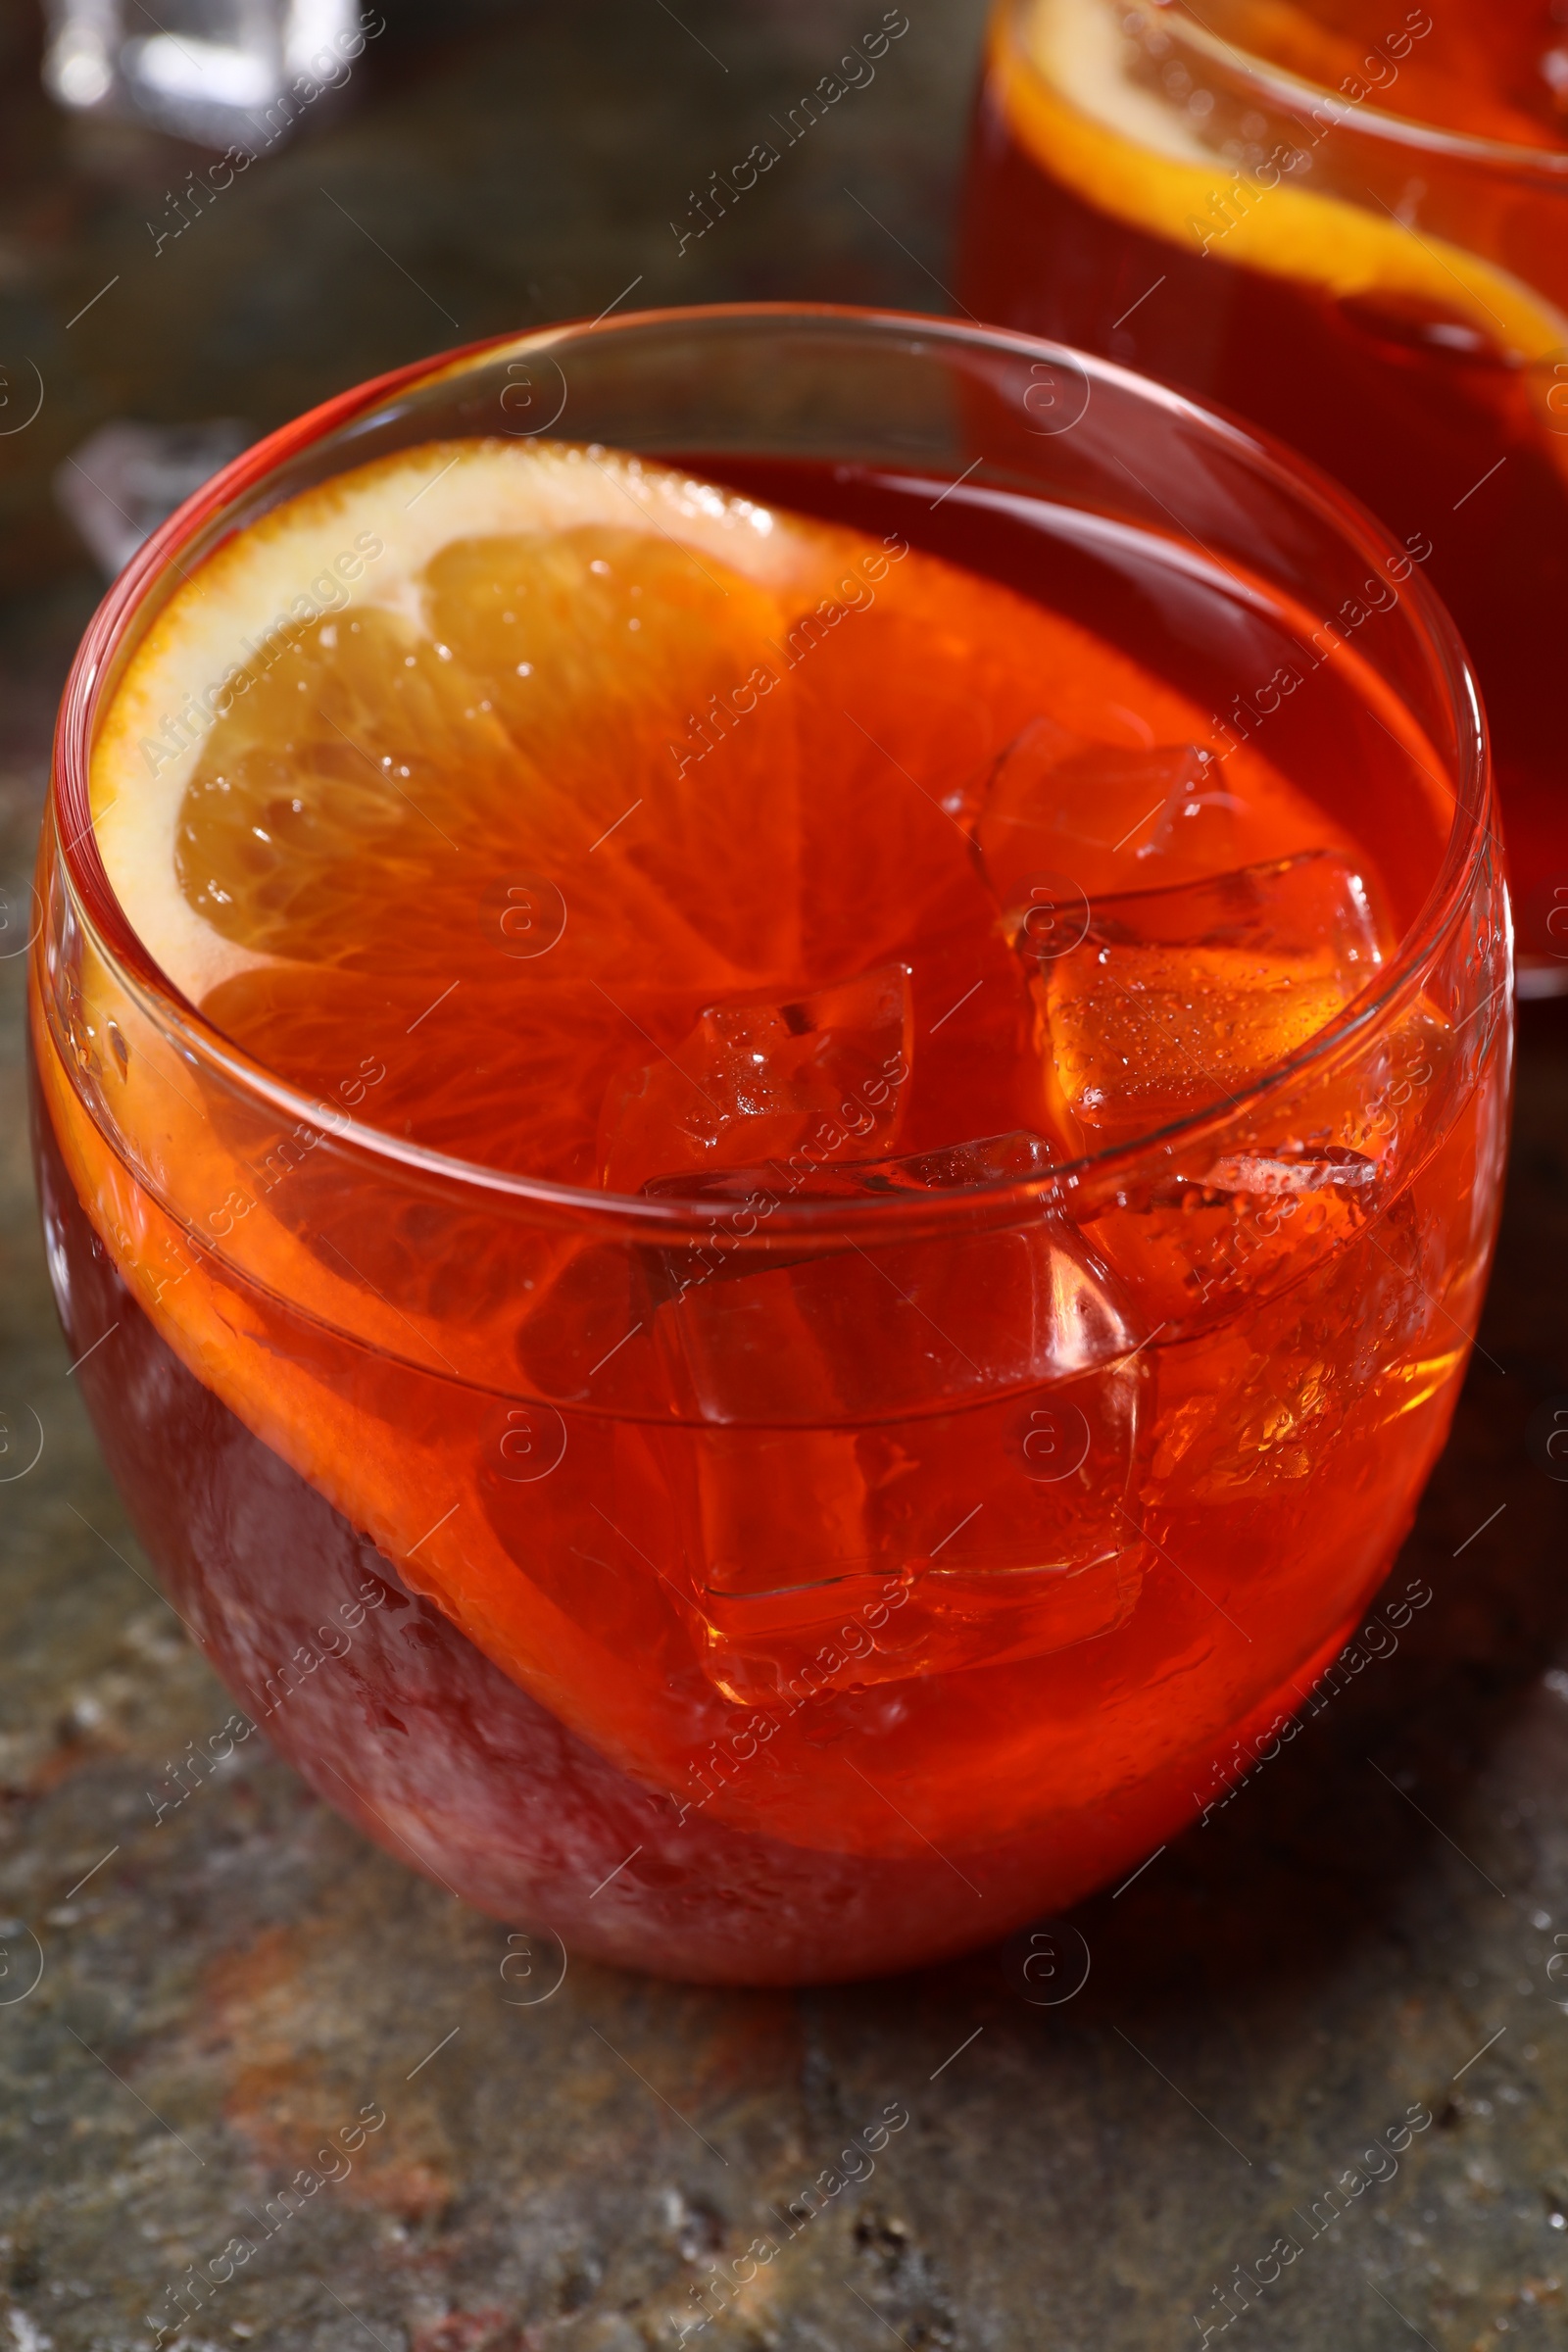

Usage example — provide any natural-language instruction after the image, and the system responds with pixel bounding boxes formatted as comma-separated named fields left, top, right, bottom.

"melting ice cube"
left=598, top=962, right=912, bottom=1194
left=1019, top=852, right=1384, bottom=1150
left=974, top=719, right=1242, bottom=901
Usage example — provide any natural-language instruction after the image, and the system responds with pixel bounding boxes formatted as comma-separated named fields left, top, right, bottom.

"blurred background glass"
left=43, top=0, right=365, bottom=146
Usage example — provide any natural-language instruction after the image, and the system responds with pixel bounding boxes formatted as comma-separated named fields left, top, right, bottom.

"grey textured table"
left=2, top=4, right=1568, bottom=2345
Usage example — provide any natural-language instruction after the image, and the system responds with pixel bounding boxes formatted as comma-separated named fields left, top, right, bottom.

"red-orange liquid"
left=960, top=0, right=1568, bottom=967
left=33, top=458, right=1506, bottom=1983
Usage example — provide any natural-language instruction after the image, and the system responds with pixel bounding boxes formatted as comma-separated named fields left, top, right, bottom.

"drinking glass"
left=960, top=0, right=1568, bottom=981
left=28, top=306, right=1509, bottom=1984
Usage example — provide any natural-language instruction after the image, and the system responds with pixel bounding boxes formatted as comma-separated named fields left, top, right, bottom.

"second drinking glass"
left=962, top=0, right=1568, bottom=980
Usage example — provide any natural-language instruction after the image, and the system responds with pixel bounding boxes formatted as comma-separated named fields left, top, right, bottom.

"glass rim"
left=47, top=299, right=1498, bottom=1237
left=999, top=0, right=1568, bottom=180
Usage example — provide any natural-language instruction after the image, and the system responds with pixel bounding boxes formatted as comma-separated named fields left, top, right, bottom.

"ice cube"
left=1148, top=1182, right=1455, bottom=1501
left=642, top=1127, right=1058, bottom=1205
left=598, top=962, right=912, bottom=1194
left=1082, top=1143, right=1380, bottom=1343
left=1025, top=852, right=1384, bottom=1150
left=638, top=1134, right=1065, bottom=1401
left=639, top=1129, right=1152, bottom=1699
left=847, top=1130, right=1060, bottom=1193
left=677, top=1369, right=1150, bottom=1705
left=895, top=905, right=1054, bottom=1152
left=975, top=719, right=1241, bottom=901
left=643, top=1140, right=1135, bottom=1427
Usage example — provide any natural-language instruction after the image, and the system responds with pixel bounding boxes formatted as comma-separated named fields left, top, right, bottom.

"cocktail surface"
left=96, top=440, right=1396, bottom=1194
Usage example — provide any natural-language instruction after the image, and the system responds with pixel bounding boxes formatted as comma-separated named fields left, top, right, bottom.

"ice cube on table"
left=975, top=718, right=1240, bottom=901
left=598, top=961, right=912, bottom=1194
left=1024, top=852, right=1384, bottom=1150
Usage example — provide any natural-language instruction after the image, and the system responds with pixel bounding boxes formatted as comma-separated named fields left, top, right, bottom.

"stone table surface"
left=2, top=3, right=1568, bottom=2346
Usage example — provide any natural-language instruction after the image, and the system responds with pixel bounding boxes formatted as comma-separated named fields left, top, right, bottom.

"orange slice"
left=94, top=440, right=835, bottom=998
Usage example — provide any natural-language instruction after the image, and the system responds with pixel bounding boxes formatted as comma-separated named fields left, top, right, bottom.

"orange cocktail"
left=962, top=0, right=1568, bottom=979
left=29, top=309, right=1508, bottom=1983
